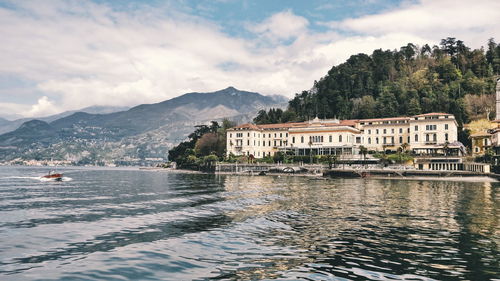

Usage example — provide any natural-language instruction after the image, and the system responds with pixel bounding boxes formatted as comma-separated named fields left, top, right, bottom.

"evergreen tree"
left=407, top=98, right=422, bottom=115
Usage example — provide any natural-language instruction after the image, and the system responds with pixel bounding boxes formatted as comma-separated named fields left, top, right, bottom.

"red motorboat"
left=43, top=171, right=63, bottom=181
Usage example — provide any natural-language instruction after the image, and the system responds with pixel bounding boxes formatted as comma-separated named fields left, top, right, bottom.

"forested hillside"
left=257, top=38, right=500, bottom=126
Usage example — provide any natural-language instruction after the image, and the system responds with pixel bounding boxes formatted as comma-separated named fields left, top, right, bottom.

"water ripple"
left=0, top=167, right=497, bottom=280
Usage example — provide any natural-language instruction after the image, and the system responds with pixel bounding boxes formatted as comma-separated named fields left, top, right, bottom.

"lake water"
left=0, top=166, right=498, bottom=280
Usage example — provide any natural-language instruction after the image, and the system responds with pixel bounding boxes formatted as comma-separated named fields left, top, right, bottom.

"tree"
left=352, top=96, right=376, bottom=118
left=376, top=89, right=398, bottom=117
left=400, top=142, right=409, bottom=153
left=253, top=109, right=269, bottom=124
left=464, top=94, right=495, bottom=120
left=407, top=98, right=422, bottom=115
left=420, top=44, right=432, bottom=57
left=194, top=133, right=219, bottom=157
left=440, top=37, right=458, bottom=56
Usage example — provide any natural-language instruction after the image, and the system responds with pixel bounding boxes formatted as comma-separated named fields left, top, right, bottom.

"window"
left=368, top=137, right=371, bottom=144
left=383, top=137, right=386, bottom=144
left=368, top=129, right=371, bottom=134
left=399, top=128, right=402, bottom=134
left=310, top=136, right=324, bottom=143
left=329, top=135, right=332, bottom=142
left=301, top=136, right=304, bottom=143
left=376, top=129, right=379, bottom=134
left=415, top=125, right=418, bottom=131
left=286, top=133, right=288, bottom=137
left=433, top=134, right=437, bottom=141
left=269, top=141, right=271, bottom=146
left=248, top=133, right=250, bottom=137
left=407, top=128, right=410, bottom=133
left=269, top=134, right=271, bottom=138
left=445, top=124, right=449, bottom=130
left=426, top=134, right=429, bottom=142
left=399, top=136, right=403, bottom=143
left=376, top=137, right=379, bottom=144
left=425, top=125, right=437, bottom=130
left=391, top=137, right=394, bottom=144
left=383, top=129, right=387, bottom=134
left=339, top=135, right=342, bottom=142
left=247, top=140, right=250, bottom=145
left=408, top=136, right=410, bottom=143
left=415, top=134, right=418, bottom=142
left=445, top=133, right=448, bottom=141
left=280, top=133, right=282, bottom=137
left=230, top=133, right=232, bottom=138
left=292, top=137, right=295, bottom=143
left=391, top=128, right=394, bottom=134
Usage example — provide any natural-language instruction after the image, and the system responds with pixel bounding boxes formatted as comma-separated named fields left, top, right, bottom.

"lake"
left=0, top=166, right=498, bottom=280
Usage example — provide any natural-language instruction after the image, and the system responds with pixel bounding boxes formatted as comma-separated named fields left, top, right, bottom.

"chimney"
left=497, top=78, right=500, bottom=121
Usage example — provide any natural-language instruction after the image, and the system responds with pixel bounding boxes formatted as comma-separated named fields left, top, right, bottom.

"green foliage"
left=256, top=156, right=274, bottom=164
left=169, top=120, right=233, bottom=168
left=287, top=38, right=500, bottom=124
left=253, top=108, right=297, bottom=124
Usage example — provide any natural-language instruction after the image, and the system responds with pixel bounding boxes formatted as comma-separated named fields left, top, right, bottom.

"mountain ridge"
left=0, top=87, right=286, bottom=164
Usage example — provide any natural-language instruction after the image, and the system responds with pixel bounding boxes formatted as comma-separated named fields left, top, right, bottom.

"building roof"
left=357, top=116, right=409, bottom=123
left=229, top=119, right=356, bottom=130
left=231, top=123, right=260, bottom=130
left=469, top=132, right=492, bottom=138
left=412, top=112, right=451, bottom=117
left=229, top=112, right=455, bottom=131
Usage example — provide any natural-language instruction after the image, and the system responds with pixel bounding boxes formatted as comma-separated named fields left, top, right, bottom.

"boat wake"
left=39, top=176, right=72, bottom=182
left=2, top=176, right=42, bottom=180
left=1, top=176, right=72, bottom=182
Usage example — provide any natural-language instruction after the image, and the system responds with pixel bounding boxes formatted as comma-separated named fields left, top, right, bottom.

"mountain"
left=0, top=87, right=286, bottom=164
left=0, top=105, right=130, bottom=135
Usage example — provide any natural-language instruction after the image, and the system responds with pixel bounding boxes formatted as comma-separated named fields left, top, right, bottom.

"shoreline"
left=1, top=165, right=497, bottom=182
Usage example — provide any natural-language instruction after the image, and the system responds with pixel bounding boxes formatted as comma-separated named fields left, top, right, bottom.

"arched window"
left=445, top=133, right=448, bottom=141
left=368, top=137, right=371, bottom=144
left=415, top=134, right=418, bottom=142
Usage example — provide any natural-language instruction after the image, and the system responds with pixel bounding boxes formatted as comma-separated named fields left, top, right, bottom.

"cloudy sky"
left=0, top=0, right=499, bottom=120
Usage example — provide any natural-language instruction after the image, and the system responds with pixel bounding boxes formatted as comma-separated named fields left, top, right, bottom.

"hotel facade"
left=226, top=113, right=461, bottom=158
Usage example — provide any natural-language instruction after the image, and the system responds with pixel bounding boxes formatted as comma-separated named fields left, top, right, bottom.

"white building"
left=226, top=113, right=461, bottom=158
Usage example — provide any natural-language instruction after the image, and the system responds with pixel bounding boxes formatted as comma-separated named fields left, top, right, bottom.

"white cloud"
left=249, top=10, right=309, bottom=41
left=21, top=96, right=61, bottom=118
left=330, top=0, right=500, bottom=48
left=0, top=0, right=499, bottom=119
